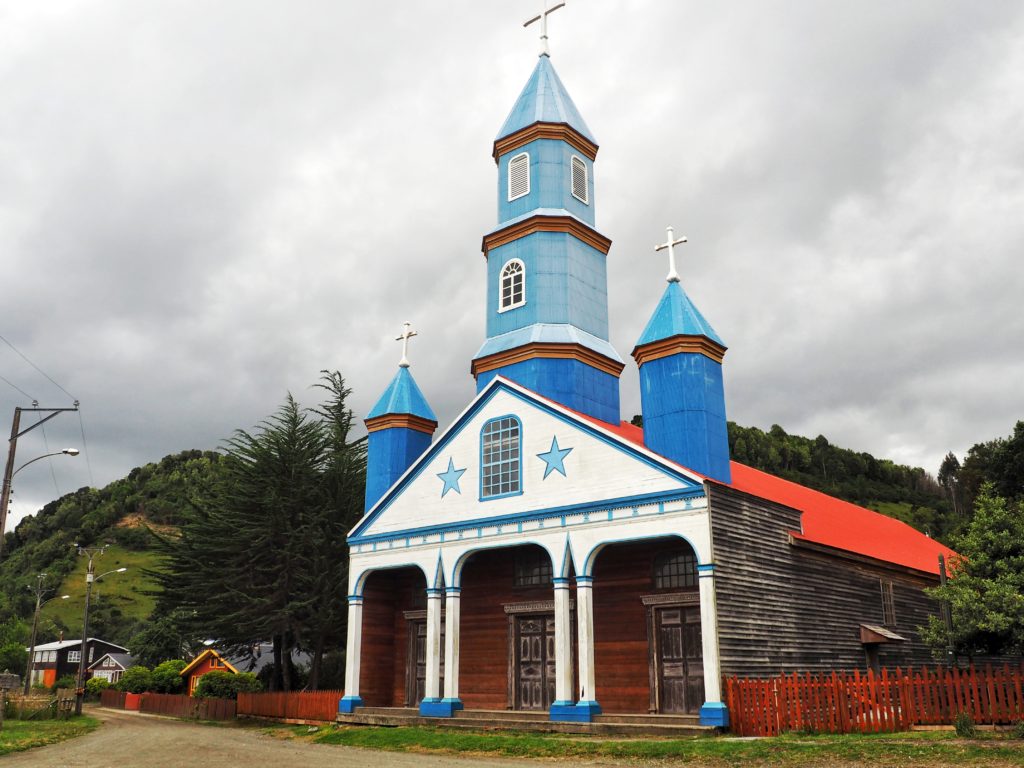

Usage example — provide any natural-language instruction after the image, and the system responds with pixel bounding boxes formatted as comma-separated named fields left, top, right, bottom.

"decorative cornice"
left=631, top=334, right=727, bottom=366
left=640, top=592, right=700, bottom=607
left=482, top=214, right=612, bottom=259
left=364, top=413, right=438, bottom=435
left=504, top=599, right=575, bottom=614
left=493, top=122, right=599, bottom=164
left=471, top=342, right=626, bottom=379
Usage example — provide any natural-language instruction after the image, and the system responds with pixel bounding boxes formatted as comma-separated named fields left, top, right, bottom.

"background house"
left=27, top=638, right=128, bottom=687
left=87, top=652, right=135, bottom=684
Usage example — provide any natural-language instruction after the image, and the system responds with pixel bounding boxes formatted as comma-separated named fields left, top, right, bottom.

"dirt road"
left=6, top=708, right=607, bottom=768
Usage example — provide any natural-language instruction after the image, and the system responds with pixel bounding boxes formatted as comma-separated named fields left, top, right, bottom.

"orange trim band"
left=631, top=335, right=727, bottom=366
left=493, top=122, right=599, bottom=163
left=364, top=413, right=438, bottom=435
left=482, top=214, right=612, bottom=258
left=471, top=342, right=625, bottom=379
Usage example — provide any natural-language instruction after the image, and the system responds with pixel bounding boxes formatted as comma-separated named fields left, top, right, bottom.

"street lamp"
left=73, top=543, right=127, bottom=716
left=23, top=574, right=69, bottom=695
left=0, top=443, right=79, bottom=561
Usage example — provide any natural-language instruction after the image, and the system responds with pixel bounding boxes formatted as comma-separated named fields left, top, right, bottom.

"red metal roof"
left=571, top=412, right=954, bottom=576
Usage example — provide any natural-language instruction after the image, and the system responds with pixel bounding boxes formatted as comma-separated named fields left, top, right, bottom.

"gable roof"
left=31, top=638, right=128, bottom=653
left=88, top=652, right=134, bottom=671
left=570, top=414, right=955, bottom=576
left=179, top=648, right=239, bottom=677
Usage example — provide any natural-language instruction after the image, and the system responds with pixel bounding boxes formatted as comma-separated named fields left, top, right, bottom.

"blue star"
left=437, top=457, right=466, bottom=498
left=537, top=436, right=573, bottom=480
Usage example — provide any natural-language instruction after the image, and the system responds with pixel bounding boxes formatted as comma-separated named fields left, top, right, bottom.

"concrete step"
left=595, top=712, right=701, bottom=726
left=454, top=709, right=549, bottom=721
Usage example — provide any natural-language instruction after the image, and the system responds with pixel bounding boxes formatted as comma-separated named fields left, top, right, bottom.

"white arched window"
left=571, top=155, right=589, bottom=204
left=508, top=152, right=530, bottom=201
left=499, top=259, right=525, bottom=312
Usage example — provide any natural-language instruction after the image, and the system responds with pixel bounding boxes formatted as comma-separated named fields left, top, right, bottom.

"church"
left=338, top=24, right=954, bottom=729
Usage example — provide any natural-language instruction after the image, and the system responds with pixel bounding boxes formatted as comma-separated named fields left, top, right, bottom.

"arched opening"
left=457, top=543, right=571, bottom=710
left=591, top=537, right=702, bottom=715
left=358, top=565, right=429, bottom=707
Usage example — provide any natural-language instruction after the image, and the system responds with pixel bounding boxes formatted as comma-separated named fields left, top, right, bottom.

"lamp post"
left=73, top=544, right=126, bottom=716
left=23, top=574, right=69, bottom=695
left=0, top=403, right=80, bottom=562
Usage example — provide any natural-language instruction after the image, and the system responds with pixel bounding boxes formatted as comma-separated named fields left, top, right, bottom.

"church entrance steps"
left=336, top=707, right=712, bottom=736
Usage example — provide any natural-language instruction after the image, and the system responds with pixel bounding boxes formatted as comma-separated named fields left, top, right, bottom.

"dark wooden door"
left=514, top=615, right=556, bottom=710
left=407, top=620, right=444, bottom=705
left=655, top=606, right=704, bottom=714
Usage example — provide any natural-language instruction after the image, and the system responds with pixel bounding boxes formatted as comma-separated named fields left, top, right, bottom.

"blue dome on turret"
left=368, top=367, right=436, bottom=421
left=636, top=282, right=725, bottom=349
left=496, top=55, right=595, bottom=142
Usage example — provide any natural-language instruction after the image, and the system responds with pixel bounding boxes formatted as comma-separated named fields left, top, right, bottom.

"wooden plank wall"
left=359, top=567, right=422, bottom=706
left=708, top=484, right=942, bottom=677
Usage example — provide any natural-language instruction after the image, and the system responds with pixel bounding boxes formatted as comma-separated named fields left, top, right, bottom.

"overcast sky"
left=2, top=1, right=1022, bottom=529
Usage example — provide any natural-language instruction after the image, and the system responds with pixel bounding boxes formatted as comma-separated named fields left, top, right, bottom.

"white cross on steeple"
left=396, top=322, right=418, bottom=368
left=654, top=226, right=687, bottom=283
left=524, top=1, right=566, bottom=57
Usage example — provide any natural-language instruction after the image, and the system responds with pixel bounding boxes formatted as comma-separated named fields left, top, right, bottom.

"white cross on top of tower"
left=654, top=226, right=687, bottom=283
left=396, top=322, right=418, bottom=368
left=524, top=1, right=566, bottom=57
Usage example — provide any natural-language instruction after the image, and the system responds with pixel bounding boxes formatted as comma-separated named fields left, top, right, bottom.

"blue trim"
left=552, top=577, right=570, bottom=586
left=350, top=379, right=704, bottom=540
left=425, top=588, right=443, bottom=598
left=696, top=563, right=716, bottom=573
left=419, top=698, right=463, bottom=718
left=699, top=701, right=729, bottom=727
left=550, top=701, right=597, bottom=722
left=350, top=487, right=703, bottom=546
left=573, top=700, right=602, bottom=720
left=445, top=587, right=462, bottom=595
left=338, top=695, right=363, bottom=714
left=346, top=595, right=362, bottom=603
left=575, top=576, right=594, bottom=585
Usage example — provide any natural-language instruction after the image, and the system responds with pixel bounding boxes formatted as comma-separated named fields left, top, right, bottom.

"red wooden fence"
left=100, top=688, right=127, bottom=709
left=236, top=690, right=344, bottom=722
left=725, top=663, right=1024, bottom=736
left=139, top=692, right=236, bottom=720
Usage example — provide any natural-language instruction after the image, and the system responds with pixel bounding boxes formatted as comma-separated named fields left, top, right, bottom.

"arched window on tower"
left=571, top=155, right=589, bottom=204
left=654, top=548, right=698, bottom=589
left=481, top=416, right=522, bottom=499
left=499, top=259, right=525, bottom=312
left=508, top=152, right=530, bottom=201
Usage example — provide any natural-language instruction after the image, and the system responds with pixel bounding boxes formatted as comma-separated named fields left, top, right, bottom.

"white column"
left=552, top=577, right=574, bottom=705
left=575, top=576, right=598, bottom=708
left=443, top=588, right=461, bottom=702
left=697, top=563, right=728, bottom=726
left=340, top=596, right=363, bottom=711
left=424, top=588, right=443, bottom=701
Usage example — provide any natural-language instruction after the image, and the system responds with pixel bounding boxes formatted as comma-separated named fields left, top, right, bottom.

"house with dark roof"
left=27, top=638, right=128, bottom=688
left=87, top=652, right=135, bottom=684
left=334, top=40, right=956, bottom=729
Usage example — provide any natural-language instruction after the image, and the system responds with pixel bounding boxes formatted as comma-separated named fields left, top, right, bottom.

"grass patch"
left=0, top=716, right=99, bottom=756
left=290, top=726, right=1024, bottom=766
left=44, top=545, right=162, bottom=633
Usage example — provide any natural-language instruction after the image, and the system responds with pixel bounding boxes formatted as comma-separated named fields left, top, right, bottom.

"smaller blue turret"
left=632, top=273, right=731, bottom=484
left=364, top=363, right=437, bottom=511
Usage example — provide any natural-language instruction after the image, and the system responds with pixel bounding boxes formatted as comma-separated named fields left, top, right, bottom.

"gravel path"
left=5, top=707, right=610, bottom=768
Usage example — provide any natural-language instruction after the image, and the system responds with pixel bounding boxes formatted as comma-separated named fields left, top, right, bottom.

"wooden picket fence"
left=140, top=692, right=236, bottom=720
left=725, top=663, right=1024, bottom=736
left=237, top=690, right=344, bottom=722
left=99, top=689, right=127, bottom=709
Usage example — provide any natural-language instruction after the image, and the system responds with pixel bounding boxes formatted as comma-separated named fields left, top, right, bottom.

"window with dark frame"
left=514, top=548, right=553, bottom=587
left=654, top=550, right=698, bottom=589
left=481, top=416, right=522, bottom=498
left=880, top=579, right=896, bottom=626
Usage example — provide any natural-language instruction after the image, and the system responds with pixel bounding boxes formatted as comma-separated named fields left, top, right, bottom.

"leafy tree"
left=116, top=665, right=153, bottom=693
left=193, top=670, right=261, bottom=699
left=128, top=610, right=205, bottom=668
left=150, top=659, right=187, bottom=693
left=0, top=617, right=29, bottom=676
left=153, top=371, right=365, bottom=691
left=923, top=485, right=1024, bottom=657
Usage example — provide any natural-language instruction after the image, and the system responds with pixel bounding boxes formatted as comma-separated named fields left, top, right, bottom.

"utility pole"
left=24, top=574, right=68, bottom=695
left=74, top=544, right=104, bottom=716
left=0, top=403, right=79, bottom=561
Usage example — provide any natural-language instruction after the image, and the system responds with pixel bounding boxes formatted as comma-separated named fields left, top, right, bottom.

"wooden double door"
left=650, top=604, right=704, bottom=714
left=512, top=614, right=557, bottom=710
left=406, top=618, right=444, bottom=705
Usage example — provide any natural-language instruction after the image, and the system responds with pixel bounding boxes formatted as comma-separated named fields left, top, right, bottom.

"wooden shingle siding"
left=707, top=484, right=941, bottom=677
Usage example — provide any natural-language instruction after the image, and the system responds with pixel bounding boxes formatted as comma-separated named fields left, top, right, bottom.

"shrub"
left=151, top=659, right=187, bottom=693
left=193, top=671, right=262, bottom=700
left=116, top=665, right=153, bottom=693
left=1012, top=720, right=1024, bottom=739
left=954, top=711, right=977, bottom=738
left=51, top=674, right=76, bottom=692
left=85, top=676, right=110, bottom=700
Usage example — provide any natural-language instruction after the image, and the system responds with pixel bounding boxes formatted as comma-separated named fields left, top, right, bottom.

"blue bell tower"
left=364, top=325, right=437, bottom=511
left=631, top=232, right=731, bottom=483
left=470, top=53, right=623, bottom=424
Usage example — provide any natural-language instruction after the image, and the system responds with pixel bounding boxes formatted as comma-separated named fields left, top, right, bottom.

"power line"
left=0, top=333, right=77, bottom=403
left=77, top=408, right=95, bottom=486
left=0, top=373, right=34, bottom=401
left=38, top=416, right=62, bottom=498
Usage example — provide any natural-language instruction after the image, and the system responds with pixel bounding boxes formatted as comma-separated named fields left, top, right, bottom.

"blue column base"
left=419, top=698, right=463, bottom=717
left=699, top=701, right=729, bottom=727
left=338, top=695, right=363, bottom=714
left=550, top=700, right=601, bottom=722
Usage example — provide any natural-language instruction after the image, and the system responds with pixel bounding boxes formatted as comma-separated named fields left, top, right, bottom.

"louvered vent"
left=508, top=153, right=530, bottom=200
left=571, top=156, right=589, bottom=204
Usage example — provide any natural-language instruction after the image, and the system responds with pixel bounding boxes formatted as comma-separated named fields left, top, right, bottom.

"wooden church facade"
left=339, top=42, right=953, bottom=727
